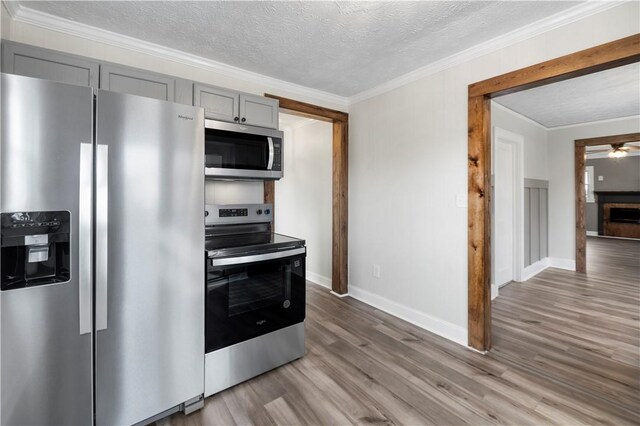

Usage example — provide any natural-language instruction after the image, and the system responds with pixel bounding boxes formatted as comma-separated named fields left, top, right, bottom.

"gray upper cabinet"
left=239, top=94, right=279, bottom=129
left=2, top=41, right=99, bottom=87
left=194, top=83, right=279, bottom=129
left=194, top=84, right=240, bottom=123
left=100, top=64, right=193, bottom=105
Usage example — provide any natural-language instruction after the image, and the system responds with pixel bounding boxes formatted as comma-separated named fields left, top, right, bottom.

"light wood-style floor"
left=164, top=237, right=640, bottom=425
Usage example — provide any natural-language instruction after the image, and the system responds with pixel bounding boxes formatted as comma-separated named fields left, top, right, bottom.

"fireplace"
left=595, top=192, right=640, bottom=239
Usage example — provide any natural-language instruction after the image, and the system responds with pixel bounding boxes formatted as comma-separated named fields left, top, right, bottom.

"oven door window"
left=205, top=129, right=269, bottom=171
left=206, top=253, right=305, bottom=353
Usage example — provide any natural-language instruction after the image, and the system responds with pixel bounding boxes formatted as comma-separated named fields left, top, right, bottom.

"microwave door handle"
left=267, top=137, right=274, bottom=170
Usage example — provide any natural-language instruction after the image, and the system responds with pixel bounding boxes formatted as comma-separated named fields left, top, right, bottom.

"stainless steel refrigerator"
left=1, top=73, right=204, bottom=425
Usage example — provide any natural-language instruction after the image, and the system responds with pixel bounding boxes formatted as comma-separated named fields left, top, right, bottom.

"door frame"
left=263, top=95, right=349, bottom=295
left=467, top=33, right=639, bottom=352
left=491, top=126, right=525, bottom=300
left=574, top=132, right=640, bottom=272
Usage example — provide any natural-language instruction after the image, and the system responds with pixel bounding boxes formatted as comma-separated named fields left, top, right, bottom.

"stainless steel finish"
left=183, top=395, right=205, bottom=415
left=206, top=203, right=273, bottom=225
left=27, top=245, right=49, bottom=263
left=204, top=323, right=305, bottom=397
left=267, top=136, right=275, bottom=170
left=94, top=90, right=205, bottom=426
left=209, top=247, right=305, bottom=265
left=25, top=234, right=48, bottom=245
left=204, top=119, right=284, bottom=180
left=95, top=144, right=109, bottom=331
left=1, top=73, right=93, bottom=425
left=205, top=119, right=284, bottom=138
left=79, top=142, right=93, bottom=335
left=205, top=167, right=283, bottom=180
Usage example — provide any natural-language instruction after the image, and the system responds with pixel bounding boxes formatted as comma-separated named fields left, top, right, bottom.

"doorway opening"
left=263, top=95, right=349, bottom=295
left=467, top=34, right=639, bottom=351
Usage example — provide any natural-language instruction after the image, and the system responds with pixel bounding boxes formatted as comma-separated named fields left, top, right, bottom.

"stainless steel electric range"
left=204, top=203, right=306, bottom=397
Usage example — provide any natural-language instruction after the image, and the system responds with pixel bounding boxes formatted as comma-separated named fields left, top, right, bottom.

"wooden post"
left=332, top=120, right=349, bottom=295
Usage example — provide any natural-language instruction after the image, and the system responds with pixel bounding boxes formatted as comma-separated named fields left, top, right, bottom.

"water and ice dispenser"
left=1, top=211, right=71, bottom=291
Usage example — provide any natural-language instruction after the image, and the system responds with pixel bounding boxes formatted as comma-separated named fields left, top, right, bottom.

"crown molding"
left=3, top=1, right=350, bottom=110
left=349, top=1, right=627, bottom=105
left=491, top=101, right=549, bottom=130
left=547, top=114, right=640, bottom=130
left=2, top=0, right=19, bottom=18
left=2, top=1, right=628, bottom=109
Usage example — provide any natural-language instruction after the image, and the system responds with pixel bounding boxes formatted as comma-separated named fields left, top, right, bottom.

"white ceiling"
left=494, top=62, right=640, bottom=128
left=17, top=1, right=582, bottom=97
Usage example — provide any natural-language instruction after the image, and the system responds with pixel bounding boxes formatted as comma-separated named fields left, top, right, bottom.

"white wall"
left=491, top=103, right=548, bottom=180
left=276, top=120, right=333, bottom=287
left=547, top=116, right=640, bottom=260
left=348, top=3, right=639, bottom=345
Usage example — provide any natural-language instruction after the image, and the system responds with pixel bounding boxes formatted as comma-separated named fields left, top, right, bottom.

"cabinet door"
left=193, top=84, right=240, bottom=123
left=239, top=94, right=279, bottom=129
left=1, top=41, right=99, bottom=87
left=100, top=64, right=191, bottom=103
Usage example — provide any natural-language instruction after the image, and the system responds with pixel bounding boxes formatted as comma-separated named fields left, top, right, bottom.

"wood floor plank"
left=165, top=237, right=640, bottom=425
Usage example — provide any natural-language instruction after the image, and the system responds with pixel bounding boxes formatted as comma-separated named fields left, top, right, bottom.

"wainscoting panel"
left=524, top=179, right=549, bottom=267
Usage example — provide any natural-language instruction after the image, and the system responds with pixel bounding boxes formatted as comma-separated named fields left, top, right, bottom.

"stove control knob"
left=264, top=209, right=271, bottom=215
left=256, top=209, right=263, bottom=215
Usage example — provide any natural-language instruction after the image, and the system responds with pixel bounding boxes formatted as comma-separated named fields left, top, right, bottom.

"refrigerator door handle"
left=79, top=143, right=93, bottom=335
left=96, top=144, right=109, bottom=331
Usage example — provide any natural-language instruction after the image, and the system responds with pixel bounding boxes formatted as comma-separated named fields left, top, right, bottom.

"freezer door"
left=0, top=74, right=94, bottom=425
left=94, top=90, right=205, bottom=425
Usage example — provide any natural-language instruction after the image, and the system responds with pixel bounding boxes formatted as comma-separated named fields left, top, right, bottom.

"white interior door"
left=494, top=139, right=516, bottom=287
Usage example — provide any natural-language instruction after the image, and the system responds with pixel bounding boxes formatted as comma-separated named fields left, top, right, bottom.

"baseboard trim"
left=522, top=258, right=550, bottom=281
left=306, top=271, right=331, bottom=289
left=586, top=231, right=598, bottom=236
left=330, top=291, right=350, bottom=298
left=348, top=285, right=467, bottom=347
left=549, top=257, right=576, bottom=271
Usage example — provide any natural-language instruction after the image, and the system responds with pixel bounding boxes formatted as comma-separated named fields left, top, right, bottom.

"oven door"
left=205, top=247, right=305, bottom=353
left=204, top=120, right=283, bottom=180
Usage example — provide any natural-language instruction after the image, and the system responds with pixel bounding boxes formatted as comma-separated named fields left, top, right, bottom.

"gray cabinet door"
left=239, top=94, right=279, bottom=129
left=1, top=41, right=99, bottom=87
left=193, top=83, right=240, bottom=123
left=100, top=64, right=192, bottom=104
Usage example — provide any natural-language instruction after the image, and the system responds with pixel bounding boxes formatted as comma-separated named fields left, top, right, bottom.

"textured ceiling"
left=495, top=63, right=640, bottom=128
left=20, top=1, right=580, bottom=97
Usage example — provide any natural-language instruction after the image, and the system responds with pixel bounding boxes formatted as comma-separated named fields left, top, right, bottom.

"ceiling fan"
left=587, top=142, right=640, bottom=158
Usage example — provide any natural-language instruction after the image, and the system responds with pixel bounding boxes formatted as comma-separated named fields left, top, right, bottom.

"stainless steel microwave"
left=204, top=120, right=283, bottom=180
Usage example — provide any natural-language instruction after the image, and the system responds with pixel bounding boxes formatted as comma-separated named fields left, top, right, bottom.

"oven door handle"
left=267, top=137, right=274, bottom=170
left=210, top=247, right=305, bottom=267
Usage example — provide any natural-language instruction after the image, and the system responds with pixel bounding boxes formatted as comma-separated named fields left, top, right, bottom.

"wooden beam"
left=332, top=120, right=349, bottom=295
left=470, top=34, right=640, bottom=98
left=467, top=95, right=492, bottom=352
left=575, top=132, right=640, bottom=147
left=264, top=94, right=348, bottom=123
left=264, top=181, right=275, bottom=226
left=575, top=144, right=587, bottom=274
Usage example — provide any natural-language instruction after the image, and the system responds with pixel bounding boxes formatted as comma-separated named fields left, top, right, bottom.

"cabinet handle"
left=234, top=116, right=239, bottom=122
left=241, top=117, right=246, bottom=122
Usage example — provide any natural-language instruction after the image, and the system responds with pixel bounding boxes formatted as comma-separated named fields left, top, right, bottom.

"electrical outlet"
left=372, top=264, right=381, bottom=278
left=598, top=175, right=604, bottom=181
